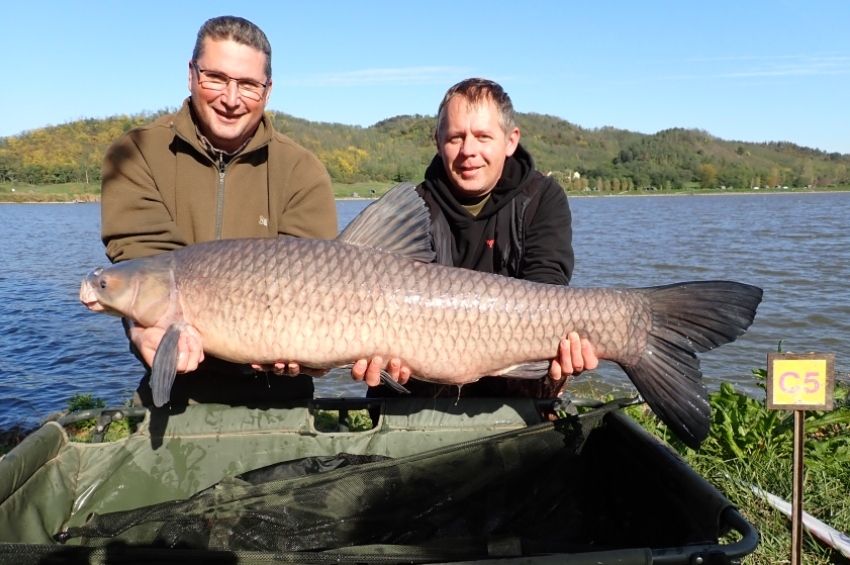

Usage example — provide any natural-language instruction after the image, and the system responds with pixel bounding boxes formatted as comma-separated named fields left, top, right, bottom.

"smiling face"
left=436, top=95, right=520, bottom=198
left=188, top=37, right=272, bottom=153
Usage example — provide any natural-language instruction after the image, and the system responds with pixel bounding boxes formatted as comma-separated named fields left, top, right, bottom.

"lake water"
left=1, top=192, right=848, bottom=430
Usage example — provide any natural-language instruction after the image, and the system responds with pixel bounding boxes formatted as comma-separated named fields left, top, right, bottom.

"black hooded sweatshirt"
left=374, top=144, right=576, bottom=399
left=418, top=143, right=574, bottom=285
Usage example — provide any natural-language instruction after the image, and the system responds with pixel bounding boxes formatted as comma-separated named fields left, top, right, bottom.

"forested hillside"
left=2, top=109, right=848, bottom=191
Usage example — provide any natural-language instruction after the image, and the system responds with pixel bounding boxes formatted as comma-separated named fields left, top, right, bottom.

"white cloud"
left=671, top=54, right=850, bottom=80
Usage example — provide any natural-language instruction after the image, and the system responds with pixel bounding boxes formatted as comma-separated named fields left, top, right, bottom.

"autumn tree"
left=697, top=163, right=718, bottom=188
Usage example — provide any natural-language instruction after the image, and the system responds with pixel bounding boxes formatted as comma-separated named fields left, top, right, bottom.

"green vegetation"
left=66, top=393, right=106, bottom=412
left=331, top=181, right=392, bottom=199
left=2, top=110, right=849, bottom=201
left=313, top=408, right=375, bottom=432
left=0, top=181, right=99, bottom=202
left=62, top=393, right=140, bottom=442
left=626, top=374, right=850, bottom=564
left=0, top=112, right=164, bottom=185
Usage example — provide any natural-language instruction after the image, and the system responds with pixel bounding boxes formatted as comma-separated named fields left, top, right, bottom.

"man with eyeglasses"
left=100, top=15, right=393, bottom=406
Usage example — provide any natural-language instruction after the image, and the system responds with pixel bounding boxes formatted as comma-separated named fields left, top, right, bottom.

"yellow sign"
left=766, top=353, right=835, bottom=410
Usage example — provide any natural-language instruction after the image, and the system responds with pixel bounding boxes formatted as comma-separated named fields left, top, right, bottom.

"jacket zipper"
left=171, top=119, right=272, bottom=240
left=214, top=158, right=226, bottom=239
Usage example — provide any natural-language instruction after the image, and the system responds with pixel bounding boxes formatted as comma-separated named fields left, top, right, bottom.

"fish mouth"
left=79, top=270, right=106, bottom=312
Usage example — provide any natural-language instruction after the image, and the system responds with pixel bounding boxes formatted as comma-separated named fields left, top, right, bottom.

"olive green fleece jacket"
left=101, top=99, right=337, bottom=263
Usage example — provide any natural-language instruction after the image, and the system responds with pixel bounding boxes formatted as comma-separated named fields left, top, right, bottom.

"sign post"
left=766, top=352, right=835, bottom=565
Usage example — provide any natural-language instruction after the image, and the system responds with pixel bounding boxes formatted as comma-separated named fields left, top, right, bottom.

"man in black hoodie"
left=359, top=78, right=597, bottom=398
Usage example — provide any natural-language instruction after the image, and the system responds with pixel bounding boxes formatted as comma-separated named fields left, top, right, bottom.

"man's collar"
left=183, top=97, right=265, bottom=161
left=195, top=127, right=251, bottom=163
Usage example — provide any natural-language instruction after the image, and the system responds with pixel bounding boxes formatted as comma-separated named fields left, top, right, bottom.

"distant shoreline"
left=3, top=187, right=849, bottom=205
left=567, top=188, right=850, bottom=198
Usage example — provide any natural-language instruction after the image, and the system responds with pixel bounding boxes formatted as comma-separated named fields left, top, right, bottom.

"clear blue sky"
left=3, top=1, right=849, bottom=154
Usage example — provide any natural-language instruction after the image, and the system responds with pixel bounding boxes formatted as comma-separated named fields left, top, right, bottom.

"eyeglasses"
left=192, top=62, right=268, bottom=102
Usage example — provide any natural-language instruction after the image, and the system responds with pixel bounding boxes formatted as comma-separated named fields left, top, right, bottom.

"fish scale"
left=142, top=238, right=662, bottom=379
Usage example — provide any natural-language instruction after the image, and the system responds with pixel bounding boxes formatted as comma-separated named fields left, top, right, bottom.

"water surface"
left=1, top=192, right=847, bottom=429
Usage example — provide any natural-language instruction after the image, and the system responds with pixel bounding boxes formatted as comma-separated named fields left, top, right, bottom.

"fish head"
left=79, top=258, right=175, bottom=327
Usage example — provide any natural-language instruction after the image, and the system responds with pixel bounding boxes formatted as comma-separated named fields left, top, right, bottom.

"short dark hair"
left=436, top=78, right=517, bottom=140
left=192, top=16, right=272, bottom=79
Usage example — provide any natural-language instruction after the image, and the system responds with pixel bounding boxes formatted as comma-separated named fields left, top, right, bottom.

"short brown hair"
left=192, top=16, right=272, bottom=79
left=436, top=78, right=516, bottom=140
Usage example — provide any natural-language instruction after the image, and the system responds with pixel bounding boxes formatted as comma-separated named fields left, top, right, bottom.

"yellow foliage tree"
left=697, top=163, right=718, bottom=188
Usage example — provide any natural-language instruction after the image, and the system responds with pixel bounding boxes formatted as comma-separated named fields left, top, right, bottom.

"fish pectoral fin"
left=379, top=371, right=411, bottom=395
left=331, top=363, right=411, bottom=394
left=150, top=324, right=182, bottom=408
left=493, top=361, right=551, bottom=380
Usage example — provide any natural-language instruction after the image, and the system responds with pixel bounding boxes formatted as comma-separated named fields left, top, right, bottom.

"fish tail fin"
left=622, top=281, right=763, bottom=448
left=150, top=324, right=181, bottom=407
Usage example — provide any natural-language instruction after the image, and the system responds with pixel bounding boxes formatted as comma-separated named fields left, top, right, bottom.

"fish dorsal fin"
left=337, top=182, right=436, bottom=263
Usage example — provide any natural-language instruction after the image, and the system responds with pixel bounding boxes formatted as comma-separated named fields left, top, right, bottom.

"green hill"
left=1, top=110, right=847, bottom=192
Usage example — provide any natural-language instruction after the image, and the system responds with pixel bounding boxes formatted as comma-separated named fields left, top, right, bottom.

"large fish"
left=80, top=183, right=762, bottom=447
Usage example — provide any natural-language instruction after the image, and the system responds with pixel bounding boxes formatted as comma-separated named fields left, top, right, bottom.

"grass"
left=0, top=181, right=99, bottom=202
left=0, top=180, right=393, bottom=202
left=313, top=407, right=375, bottom=432
left=59, top=393, right=142, bottom=443
left=4, top=181, right=849, bottom=203
left=331, top=181, right=392, bottom=199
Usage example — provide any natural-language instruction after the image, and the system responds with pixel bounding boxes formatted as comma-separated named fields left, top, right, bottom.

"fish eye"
left=99, top=280, right=108, bottom=289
